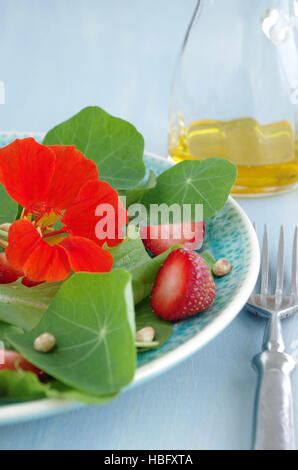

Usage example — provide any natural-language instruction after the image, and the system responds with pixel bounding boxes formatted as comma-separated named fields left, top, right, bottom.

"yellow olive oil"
left=169, top=118, right=298, bottom=196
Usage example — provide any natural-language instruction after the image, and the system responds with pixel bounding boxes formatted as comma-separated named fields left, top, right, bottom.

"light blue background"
left=0, top=0, right=298, bottom=450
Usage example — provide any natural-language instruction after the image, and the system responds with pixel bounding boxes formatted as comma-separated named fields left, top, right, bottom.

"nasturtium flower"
left=0, top=138, right=127, bottom=283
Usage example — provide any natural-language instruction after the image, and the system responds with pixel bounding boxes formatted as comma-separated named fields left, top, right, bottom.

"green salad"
left=0, top=106, right=236, bottom=404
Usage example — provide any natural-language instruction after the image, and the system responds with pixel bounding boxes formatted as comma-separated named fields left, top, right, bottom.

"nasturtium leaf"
left=135, top=298, right=173, bottom=351
left=0, top=280, right=62, bottom=331
left=141, top=158, right=237, bottom=220
left=0, top=370, right=117, bottom=405
left=0, top=185, right=17, bottom=224
left=43, top=106, right=146, bottom=190
left=119, top=170, right=157, bottom=207
left=200, top=251, right=216, bottom=273
left=7, top=270, right=136, bottom=396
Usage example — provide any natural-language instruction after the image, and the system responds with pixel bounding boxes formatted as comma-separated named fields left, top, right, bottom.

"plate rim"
left=0, top=149, right=260, bottom=425
left=133, top=152, right=260, bottom=384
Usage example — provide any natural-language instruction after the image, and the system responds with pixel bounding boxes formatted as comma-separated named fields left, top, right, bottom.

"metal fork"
left=247, top=226, right=298, bottom=450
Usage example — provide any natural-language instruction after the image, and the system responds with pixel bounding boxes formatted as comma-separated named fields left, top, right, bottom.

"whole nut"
left=212, top=258, right=231, bottom=277
left=136, top=326, right=155, bottom=343
left=34, top=332, right=56, bottom=353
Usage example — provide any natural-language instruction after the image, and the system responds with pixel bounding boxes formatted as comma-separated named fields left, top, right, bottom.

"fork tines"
left=257, top=225, right=298, bottom=308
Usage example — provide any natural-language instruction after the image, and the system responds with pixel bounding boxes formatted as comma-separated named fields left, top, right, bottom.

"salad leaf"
left=108, top=225, right=180, bottom=304
left=141, top=158, right=237, bottom=220
left=0, top=321, right=23, bottom=349
left=0, top=369, right=48, bottom=402
left=7, top=270, right=136, bottom=396
left=46, top=380, right=117, bottom=405
left=15, top=204, right=23, bottom=220
left=135, top=298, right=173, bottom=351
left=200, top=251, right=216, bottom=273
left=0, top=370, right=117, bottom=405
left=0, top=280, right=61, bottom=331
left=119, top=170, right=157, bottom=207
left=0, top=185, right=17, bottom=225
left=43, top=106, right=145, bottom=190
left=0, top=280, right=62, bottom=331
left=107, top=225, right=150, bottom=272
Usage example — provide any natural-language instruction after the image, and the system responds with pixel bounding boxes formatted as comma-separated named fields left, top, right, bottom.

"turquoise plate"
left=0, top=133, right=260, bottom=425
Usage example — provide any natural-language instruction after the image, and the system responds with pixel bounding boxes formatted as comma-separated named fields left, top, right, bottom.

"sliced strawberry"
left=150, top=248, right=216, bottom=321
left=0, top=252, right=22, bottom=284
left=140, top=222, right=205, bottom=255
left=0, top=350, right=46, bottom=381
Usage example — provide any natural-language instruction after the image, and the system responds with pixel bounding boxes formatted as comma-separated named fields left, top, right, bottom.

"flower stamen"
left=36, top=226, right=43, bottom=237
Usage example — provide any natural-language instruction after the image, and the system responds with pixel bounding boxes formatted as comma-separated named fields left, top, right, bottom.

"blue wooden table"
left=0, top=0, right=297, bottom=450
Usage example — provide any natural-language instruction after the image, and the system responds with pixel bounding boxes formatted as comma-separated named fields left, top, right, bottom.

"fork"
left=247, top=226, right=298, bottom=450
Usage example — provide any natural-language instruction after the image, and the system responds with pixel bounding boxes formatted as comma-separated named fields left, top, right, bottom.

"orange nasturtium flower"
left=0, top=138, right=127, bottom=284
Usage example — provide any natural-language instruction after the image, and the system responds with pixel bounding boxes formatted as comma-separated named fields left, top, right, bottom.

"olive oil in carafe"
left=169, top=118, right=298, bottom=196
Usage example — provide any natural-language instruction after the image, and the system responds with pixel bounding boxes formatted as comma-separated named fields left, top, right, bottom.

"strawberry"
left=140, top=221, right=205, bottom=255
left=21, top=277, right=44, bottom=288
left=0, top=253, right=41, bottom=288
left=0, top=350, right=47, bottom=381
left=150, top=248, right=216, bottom=321
left=0, top=252, right=22, bottom=284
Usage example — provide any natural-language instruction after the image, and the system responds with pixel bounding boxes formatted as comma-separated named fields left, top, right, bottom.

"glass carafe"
left=169, top=0, right=298, bottom=197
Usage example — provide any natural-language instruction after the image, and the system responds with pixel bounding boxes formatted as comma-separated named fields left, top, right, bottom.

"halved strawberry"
left=0, top=350, right=46, bottom=381
left=0, top=252, right=22, bottom=284
left=140, top=221, right=205, bottom=255
left=0, top=253, right=43, bottom=288
left=150, top=248, right=215, bottom=321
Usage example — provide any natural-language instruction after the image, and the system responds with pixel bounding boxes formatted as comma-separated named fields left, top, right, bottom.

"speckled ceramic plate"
left=0, top=133, right=260, bottom=425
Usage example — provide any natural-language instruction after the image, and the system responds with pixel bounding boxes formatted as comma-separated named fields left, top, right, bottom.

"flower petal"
left=45, top=145, right=99, bottom=210
left=0, top=138, right=55, bottom=209
left=62, top=180, right=127, bottom=247
left=60, top=236, right=113, bottom=273
left=23, top=241, right=70, bottom=283
left=6, top=220, right=41, bottom=271
left=6, top=220, right=112, bottom=282
left=6, top=220, right=70, bottom=282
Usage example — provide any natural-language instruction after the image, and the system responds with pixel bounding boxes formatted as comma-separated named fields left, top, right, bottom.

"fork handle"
left=253, top=315, right=296, bottom=450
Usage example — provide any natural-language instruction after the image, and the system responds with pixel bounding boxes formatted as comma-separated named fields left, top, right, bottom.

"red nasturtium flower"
left=0, top=138, right=127, bottom=284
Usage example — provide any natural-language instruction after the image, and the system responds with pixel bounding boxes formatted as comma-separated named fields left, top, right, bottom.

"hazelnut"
left=212, top=258, right=231, bottom=277
left=34, top=332, right=56, bottom=353
left=136, top=326, right=155, bottom=343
